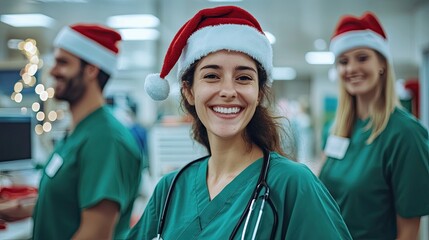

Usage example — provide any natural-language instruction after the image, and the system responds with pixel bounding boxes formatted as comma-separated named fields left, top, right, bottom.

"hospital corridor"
left=1, top=0, right=428, bottom=239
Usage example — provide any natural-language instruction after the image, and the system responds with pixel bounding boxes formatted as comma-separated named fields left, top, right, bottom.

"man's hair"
left=80, top=59, right=110, bottom=90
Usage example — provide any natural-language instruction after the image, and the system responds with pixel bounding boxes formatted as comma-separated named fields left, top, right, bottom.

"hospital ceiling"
left=0, top=0, right=428, bottom=81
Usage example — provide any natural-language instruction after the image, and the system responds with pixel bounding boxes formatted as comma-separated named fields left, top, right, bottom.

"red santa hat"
left=330, top=12, right=391, bottom=60
left=145, top=5, right=273, bottom=101
left=53, top=24, right=121, bottom=75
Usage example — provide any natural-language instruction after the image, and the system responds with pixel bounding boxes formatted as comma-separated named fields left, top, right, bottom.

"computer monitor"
left=0, top=109, right=36, bottom=171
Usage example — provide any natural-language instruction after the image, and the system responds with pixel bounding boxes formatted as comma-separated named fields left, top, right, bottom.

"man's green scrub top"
left=320, top=108, right=429, bottom=239
left=128, top=152, right=352, bottom=240
left=33, top=106, right=142, bottom=240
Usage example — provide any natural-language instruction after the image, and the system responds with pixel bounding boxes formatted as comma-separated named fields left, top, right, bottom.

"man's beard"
left=54, top=68, right=87, bottom=105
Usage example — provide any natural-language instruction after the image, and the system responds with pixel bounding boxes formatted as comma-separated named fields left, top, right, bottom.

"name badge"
left=324, top=135, right=350, bottom=159
left=45, top=153, right=64, bottom=178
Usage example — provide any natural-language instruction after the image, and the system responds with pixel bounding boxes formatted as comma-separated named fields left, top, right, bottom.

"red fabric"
left=331, top=11, right=386, bottom=40
left=0, top=220, right=6, bottom=230
left=0, top=186, right=38, bottom=200
left=159, top=6, right=263, bottom=78
left=70, top=24, right=121, bottom=54
left=404, top=79, right=420, bottom=118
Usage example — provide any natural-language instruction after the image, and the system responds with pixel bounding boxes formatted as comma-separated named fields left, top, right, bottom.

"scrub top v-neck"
left=128, top=152, right=352, bottom=239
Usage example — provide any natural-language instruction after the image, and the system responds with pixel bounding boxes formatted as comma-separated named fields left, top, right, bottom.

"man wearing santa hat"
left=0, top=24, right=143, bottom=240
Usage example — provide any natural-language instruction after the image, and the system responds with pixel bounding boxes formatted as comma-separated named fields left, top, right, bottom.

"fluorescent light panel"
left=208, top=0, right=242, bottom=2
left=119, top=29, right=160, bottom=41
left=0, top=14, right=55, bottom=27
left=305, top=51, right=335, bottom=65
left=107, top=14, right=160, bottom=28
left=35, top=0, right=87, bottom=2
left=272, top=67, right=296, bottom=80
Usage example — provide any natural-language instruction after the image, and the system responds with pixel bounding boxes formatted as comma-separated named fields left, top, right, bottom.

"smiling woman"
left=128, top=5, right=352, bottom=240
left=183, top=50, right=260, bottom=143
left=320, top=12, right=429, bottom=240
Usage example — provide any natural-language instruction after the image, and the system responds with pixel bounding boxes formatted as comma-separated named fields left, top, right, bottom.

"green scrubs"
left=32, top=106, right=142, bottom=240
left=128, top=152, right=352, bottom=239
left=320, top=108, right=429, bottom=239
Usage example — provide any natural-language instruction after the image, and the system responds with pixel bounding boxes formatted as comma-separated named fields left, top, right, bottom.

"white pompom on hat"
left=53, top=24, right=121, bottom=75
left=330, top=11, right=391, bottom=61
left=145, top=5, right=273, bottom=101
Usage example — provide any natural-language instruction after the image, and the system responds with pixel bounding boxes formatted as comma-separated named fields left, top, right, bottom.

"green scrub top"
left=320, top=108, right=429, bottom=239
left=32, top=106, right=142, bottom=240
left=128, top=152, right=352, bottom=240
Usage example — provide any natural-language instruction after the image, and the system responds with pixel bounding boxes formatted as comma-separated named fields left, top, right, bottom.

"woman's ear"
left=182, top=85, right=195, bottom=106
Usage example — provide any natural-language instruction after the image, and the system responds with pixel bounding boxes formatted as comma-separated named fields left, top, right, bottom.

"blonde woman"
left=320, top=12, right=429, bottom=240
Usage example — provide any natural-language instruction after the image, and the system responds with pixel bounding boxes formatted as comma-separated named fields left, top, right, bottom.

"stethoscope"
left=155, top=149, right=278, bottom=240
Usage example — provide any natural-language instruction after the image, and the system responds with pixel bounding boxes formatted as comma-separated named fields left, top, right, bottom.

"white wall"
left=415, top=2, right=429, bottom=65
left=309, top=69, right=338, bottom=157
left=415, top=3, right=429, bottom=240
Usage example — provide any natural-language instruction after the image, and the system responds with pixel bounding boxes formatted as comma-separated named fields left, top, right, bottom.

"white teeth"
left=349, top=76, right=363, bottom=81
left=213, top=106, right=240, bottom=114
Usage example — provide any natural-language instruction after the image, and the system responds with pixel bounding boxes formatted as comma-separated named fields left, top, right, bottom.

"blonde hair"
left=332, top=52, right=400, bottom=144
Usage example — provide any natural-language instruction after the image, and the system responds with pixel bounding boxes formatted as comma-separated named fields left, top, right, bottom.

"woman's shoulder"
left=389, top=108, right=426, bottom=129
left=268, top=152, right=317, bottom=181
left=154, top=157, right=207, bottom=193
left=387, top=107, right=428, bottom=136
left=267, top=152, right=329, bottom=198
left=152, top=170, right=178, bottom=195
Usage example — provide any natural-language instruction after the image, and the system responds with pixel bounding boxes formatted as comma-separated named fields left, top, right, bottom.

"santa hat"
left=53, top=24, right=121, bottom=75
left=145, top=5, right=273, bottom=101
left=330, top=12, right=390, bottom=60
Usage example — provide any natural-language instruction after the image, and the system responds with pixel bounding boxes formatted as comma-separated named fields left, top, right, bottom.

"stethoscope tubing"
left=156, top=155, right=208, bottom=237
left=156, top=150, right=275, bottom=240
left=230, top=150, right=270, bottom=239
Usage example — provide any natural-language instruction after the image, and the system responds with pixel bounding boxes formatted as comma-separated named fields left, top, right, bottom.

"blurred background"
left=0, top=0, right=428, bottom=238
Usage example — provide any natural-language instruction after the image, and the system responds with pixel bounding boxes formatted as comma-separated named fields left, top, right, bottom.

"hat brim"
left=54, top=26, right=118, bottom=75
left=330, top=30, right=390, bottom=61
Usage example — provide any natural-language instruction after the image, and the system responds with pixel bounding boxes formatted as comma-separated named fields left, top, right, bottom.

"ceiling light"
left=264, top=31, right=276, bottom=45
left=208, top=0, right=242, bottom=2
left=107, top=14, right=160, bottom=29
left=118, top=29, right=160, bottom=41
left=305, top=51, right=335, bottom=65
left=0, top=14, right=55, bottom=27
left=272, top=67, right=296, bottom=80
left=35, top=0, right=87, bottom=2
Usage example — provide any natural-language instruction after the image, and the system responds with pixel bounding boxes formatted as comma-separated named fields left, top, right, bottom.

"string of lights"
left=10, top=38, right=63, bottom=135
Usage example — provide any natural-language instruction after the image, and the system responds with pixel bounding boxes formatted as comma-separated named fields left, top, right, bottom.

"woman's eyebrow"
left=235, top=66, right=257, bottom=73
left=199, top=64, right=256, bottom=73
left=199, top=64, right=220, bottom=70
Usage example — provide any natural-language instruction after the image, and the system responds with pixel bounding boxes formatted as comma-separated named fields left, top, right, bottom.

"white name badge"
left=324, top=135, right=350, bottom=159
left=45, top=153, right=64, bottom=178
